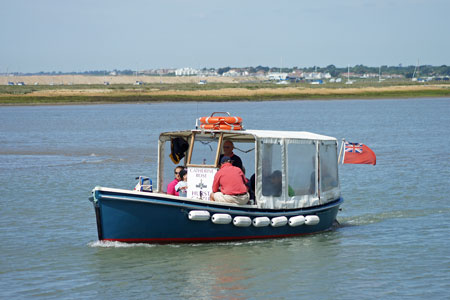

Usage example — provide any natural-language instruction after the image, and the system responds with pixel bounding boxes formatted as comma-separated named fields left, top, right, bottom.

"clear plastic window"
left=319, top=143, right=339, bottom=192
left=287, top=143, right=316, bottom=196
left=189, top=138, right=219, bottom=166
left=227, top=141, right=255, bottom=177
left=261, top=141, right=282, bottom=196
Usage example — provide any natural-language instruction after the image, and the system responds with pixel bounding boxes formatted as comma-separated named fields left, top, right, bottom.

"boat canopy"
left=159, top=129, right=336, bottom=142
left=158, top=129, right=340, bottom=210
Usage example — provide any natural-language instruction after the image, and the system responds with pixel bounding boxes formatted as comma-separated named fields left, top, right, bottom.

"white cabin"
left=157, top=128, right=340, bottom=210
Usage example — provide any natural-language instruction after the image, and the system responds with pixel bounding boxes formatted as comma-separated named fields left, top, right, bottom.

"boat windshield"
left=189, top=137, right=220, bottom=166
left=188, top=135, right=219, bottom=167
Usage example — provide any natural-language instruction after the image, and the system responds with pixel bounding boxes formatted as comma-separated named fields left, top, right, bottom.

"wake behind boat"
left=89, top=112, right=343, bottom=243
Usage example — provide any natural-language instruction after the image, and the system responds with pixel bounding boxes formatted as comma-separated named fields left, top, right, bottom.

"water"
left=1, top=98, right=449, bottom=299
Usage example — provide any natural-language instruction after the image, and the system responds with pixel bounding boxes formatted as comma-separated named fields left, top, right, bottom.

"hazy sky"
left=2, top=0, right=449, bottom=72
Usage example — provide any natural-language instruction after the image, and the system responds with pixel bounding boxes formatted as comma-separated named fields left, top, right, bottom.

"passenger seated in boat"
left=264, top=170, right=295, bottom=197
left=175, top=169, right=188, bottom=197
left=219, top=140, right=244, bottom=172
left=167, top=165, right=185, bottom=196
left=210, top=156, right=249, bottom=205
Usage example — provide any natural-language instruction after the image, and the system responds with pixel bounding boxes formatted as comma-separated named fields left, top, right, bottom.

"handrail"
left=210, top=111, right=231, bottom=117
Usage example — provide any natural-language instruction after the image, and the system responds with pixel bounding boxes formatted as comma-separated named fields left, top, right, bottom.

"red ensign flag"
left=343, top=141, right=376, bottom=165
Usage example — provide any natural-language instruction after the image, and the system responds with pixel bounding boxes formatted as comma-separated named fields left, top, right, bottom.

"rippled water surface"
left=1, top=98, right=449, bottom=299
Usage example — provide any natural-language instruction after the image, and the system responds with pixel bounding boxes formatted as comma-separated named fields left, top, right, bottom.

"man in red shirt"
left=210, top=156, right=249, bottom=205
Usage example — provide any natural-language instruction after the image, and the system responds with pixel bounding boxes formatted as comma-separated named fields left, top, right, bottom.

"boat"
left=89, top=112, right=343, bottom=243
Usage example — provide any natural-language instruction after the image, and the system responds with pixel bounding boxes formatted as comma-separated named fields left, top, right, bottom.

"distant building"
left=303, top=72, right=331, bottom=80
left=198, top=69, right=218, bottom=76
left=359, top=73, right=378, bottom=78
left=158, top=69, right=176, bottom=75
left=222, top=69, right=245, bottom=77
left=175, top=68, right=199, bottom=76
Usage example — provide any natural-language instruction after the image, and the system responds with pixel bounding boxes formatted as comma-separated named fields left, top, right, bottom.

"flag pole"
left=338, top=138, right=345, bottom=164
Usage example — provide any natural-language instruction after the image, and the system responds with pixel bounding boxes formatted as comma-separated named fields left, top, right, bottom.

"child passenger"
left=175, top=169, right=188, bottom=197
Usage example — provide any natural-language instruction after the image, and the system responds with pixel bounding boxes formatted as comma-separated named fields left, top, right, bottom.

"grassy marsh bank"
left=1, top=80, right=449, bottom=105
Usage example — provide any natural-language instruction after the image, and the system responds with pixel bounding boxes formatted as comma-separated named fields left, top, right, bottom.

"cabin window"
left=319, top=143, right=339, bottom=192
left=189, top=138, right=220, bottom=166
left=261, top=142, right=282, bottom=197
left=287, top=143, right=316, bottom=196
left=230, top=141, right=255, bottom=177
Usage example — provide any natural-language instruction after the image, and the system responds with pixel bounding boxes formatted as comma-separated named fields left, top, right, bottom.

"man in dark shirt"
left=219, top=140, right=244, bottom=172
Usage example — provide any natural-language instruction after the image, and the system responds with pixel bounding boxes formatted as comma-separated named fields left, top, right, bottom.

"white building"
left=175, top=68, right=199, bottom=76
left=304, top=72, right=332, bottom=80
left=222, top=69, right=241, bottom=77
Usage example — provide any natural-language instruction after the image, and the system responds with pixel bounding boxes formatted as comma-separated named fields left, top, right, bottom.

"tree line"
left=5, top=65, right=450, bottom=77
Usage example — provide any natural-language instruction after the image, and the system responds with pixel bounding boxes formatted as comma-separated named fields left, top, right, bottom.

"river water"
left=1, top=98, right=449, bottom=299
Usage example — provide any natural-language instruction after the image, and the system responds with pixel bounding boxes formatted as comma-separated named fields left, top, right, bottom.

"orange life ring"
left=199, top=116, right=242, bottom=125
left=200, top=123, right=242, bottom=131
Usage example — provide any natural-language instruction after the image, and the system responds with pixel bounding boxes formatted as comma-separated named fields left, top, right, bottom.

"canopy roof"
left=160, top=129, right=337, bottom=142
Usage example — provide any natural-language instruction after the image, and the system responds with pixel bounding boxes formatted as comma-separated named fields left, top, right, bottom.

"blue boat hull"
left=90, top=188, right=343, bottom=243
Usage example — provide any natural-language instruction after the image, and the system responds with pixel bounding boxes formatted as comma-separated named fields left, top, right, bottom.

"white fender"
left=233, top=216, right=252, bottom=227
left=271, top=216, right=288, bottom=227
left=211, top=213, right=232, bottom=224
left=288, top=215, right=305, bottom=227
left=305, top=215, right=320, bottom=226
left=253, top=217, right=270, bottom=227
left=188, top=210, right=210, bottom=221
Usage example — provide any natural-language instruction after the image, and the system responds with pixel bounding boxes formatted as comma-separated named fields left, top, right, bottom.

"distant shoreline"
left=1, top=76, right=449, bottom=106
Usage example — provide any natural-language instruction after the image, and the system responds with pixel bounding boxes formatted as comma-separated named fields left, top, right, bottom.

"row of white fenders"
left=188, top=210, right=320, bottom=227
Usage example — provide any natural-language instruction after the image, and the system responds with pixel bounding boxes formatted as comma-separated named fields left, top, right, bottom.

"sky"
left=1, top=0, right=449, bottom=73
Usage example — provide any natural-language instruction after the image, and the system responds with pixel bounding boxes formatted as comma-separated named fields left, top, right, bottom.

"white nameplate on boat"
left=305, top=215, right=320, bottom=225
left=289, top=215, right=305, bottom=227
left=188, top=210, right=210, bottom=221
left=233, top=216, right=252, bottom=227
left=187, top=167, right=217, bottom=201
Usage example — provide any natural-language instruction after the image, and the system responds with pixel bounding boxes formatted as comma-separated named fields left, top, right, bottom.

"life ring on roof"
left=199, top=116, right=242, bottom=125
left=200, top=123, right=242, bottom=131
